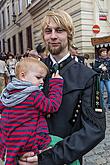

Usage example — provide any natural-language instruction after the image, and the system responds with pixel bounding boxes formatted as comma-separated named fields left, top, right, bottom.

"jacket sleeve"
left=38, top=76, right=106, bottom=165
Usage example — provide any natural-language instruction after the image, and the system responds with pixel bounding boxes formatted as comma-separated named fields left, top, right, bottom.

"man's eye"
left=44, top=28, right=52, bottom=33
left=56, top=28, right=64, bottom=33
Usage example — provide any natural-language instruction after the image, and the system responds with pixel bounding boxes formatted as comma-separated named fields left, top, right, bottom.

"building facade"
left=0, top=0, right=33, bottom=57
left=0, top=0, right=110, bottom=58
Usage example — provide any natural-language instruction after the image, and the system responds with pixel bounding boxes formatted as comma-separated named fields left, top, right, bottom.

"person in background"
left=93, top=48, right=110, bottom=110
left=83, top=53, right=92, bottom=68
left=107, top=49, right=110, bottom=59
left=0, top=57, right=63, bottom=164
left=28, top=49, right=41, bottom=60
left=6, top=53, right=17, bottom=81
left=19, top=9, right=106, bottom=165
left=0, top=55, right=9, bottom=93
left=36, top=43, right=48, bottom=59
left=26, top=48, right=31, bottom=54
left=70, top=44, right=84, bottom=63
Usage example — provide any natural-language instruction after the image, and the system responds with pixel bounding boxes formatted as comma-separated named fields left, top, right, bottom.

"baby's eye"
left=36, top=76, right=42, bottom=79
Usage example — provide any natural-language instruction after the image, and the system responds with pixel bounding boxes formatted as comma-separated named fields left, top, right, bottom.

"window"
left=2, top=11, right=5, bottom=29
left=26, top=0, right=31, bottom=7
left=7, top=38, right=11, bottom=52
left=7, top=6, right=10, bottom=25
left=0, top=41, right=1, bottom=52
left=12, top=35, right=16, bottom=55
left=98, top=0, right=107, bottom=13
left=18, top=0, right=22, bottom=14
left=2, top=39, right=5, bottom=52
left=26, top=26, right=32, bottom=49
left=19, top=31, right=24, bottom=54
left=0, top=14, right=1, bottom=32
left=12, top=0, right=15, bottom=14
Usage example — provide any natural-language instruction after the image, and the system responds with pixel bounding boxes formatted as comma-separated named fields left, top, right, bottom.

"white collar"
left=50, top=53, right=70, bottom=65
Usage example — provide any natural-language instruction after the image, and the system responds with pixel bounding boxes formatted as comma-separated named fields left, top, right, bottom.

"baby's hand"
left=52, top=70, right=63, bottom=79
left=102, top=66, right=107, bottom=71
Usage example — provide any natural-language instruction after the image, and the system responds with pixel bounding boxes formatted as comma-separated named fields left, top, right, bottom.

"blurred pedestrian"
left=107, top=49, right=110, bottom=59
left=84, top=53, right=92, bottom=68
left=36, top=43, right=48, bottom=59
left=0, top=55, right=9, bottom=93
left=70, top=44, right=84, bottom=63
left=28, top=49, right=41, bottom=60
left=6, top=53, right=17, bottom=81
left=93, top=48, right=110, bottom=110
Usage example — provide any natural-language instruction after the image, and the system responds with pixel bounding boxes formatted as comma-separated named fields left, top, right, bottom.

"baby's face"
left=24, top=66, right=47, bottom=87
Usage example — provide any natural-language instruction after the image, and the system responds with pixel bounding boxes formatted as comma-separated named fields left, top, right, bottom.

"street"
left=84, top=110, right=110, bottom=165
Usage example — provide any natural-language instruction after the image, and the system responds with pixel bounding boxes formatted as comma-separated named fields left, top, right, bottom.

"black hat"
left=36, top=43, right=46, bottom=54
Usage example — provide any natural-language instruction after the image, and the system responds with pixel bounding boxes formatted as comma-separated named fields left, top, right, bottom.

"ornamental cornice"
left=0, top=0, right=6, bottom=9
left=28, top=0, right=48, bottom=15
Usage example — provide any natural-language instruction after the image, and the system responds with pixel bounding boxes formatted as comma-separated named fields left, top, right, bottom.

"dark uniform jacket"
left=77, top=55, right=84, bottom=64
left=39, top=55, right=106, bottom=165
left=93, top=58, right=110, bottom=80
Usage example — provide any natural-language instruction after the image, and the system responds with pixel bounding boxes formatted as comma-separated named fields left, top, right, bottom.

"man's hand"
left=18, top=152, right=38, bottom=165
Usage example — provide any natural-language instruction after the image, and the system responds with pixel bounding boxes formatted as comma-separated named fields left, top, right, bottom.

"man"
left=19, top=9, right=106, bottom=165
left=70, top=44, right=84, bottom=63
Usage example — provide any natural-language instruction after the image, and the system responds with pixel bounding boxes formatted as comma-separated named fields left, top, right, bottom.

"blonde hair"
left=41, top=9, right=74, bottom=48
left=15, top=57, right=48, bottom=79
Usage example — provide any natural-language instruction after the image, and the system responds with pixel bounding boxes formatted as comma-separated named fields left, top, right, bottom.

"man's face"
left=43, top=18, right=68, bottom=56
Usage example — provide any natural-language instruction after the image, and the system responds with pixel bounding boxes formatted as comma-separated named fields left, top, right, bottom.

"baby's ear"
left=19, top=72, right=25, bottom=81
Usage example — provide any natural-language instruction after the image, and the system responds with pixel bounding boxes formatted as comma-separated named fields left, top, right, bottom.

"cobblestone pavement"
left=83, top=110, right=110, bottom=165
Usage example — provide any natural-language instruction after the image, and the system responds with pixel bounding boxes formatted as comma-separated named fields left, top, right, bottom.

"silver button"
left=78, top=104, right=80, bottom=108
left=72, top=119, right=75, bottom=122
left=75, top=114, right=77, bottom=117
left=47, top=114, right=51, bottom=118
left=76, top=109, right=79, bottom=113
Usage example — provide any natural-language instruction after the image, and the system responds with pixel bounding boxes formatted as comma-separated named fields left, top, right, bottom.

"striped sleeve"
left=33, top=78, right=63, bottom=114
left=0, top=101, right=4, bottom=114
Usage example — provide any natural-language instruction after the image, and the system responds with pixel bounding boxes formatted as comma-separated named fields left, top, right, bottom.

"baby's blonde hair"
left=41, top=9, right=74, bottom=48
left=15, top=57, right=48, bottom=79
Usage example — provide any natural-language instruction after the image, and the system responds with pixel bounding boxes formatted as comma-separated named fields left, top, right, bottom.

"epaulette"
left=94, top=75, right=103, bottom=112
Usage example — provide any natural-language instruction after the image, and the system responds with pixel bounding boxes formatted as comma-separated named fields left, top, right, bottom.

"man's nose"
left=50, top=29, right=57, bottom=38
